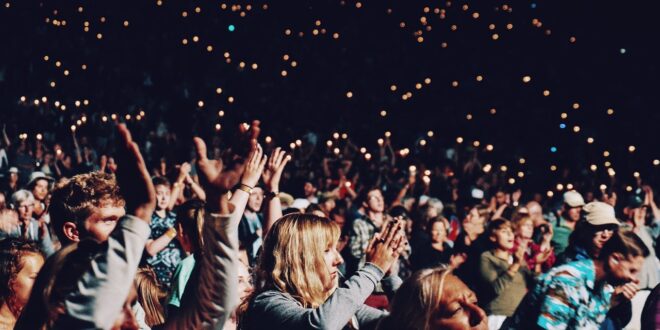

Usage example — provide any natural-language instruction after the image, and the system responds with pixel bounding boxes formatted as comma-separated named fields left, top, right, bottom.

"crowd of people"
left=0, top=121, right=658, bottom=330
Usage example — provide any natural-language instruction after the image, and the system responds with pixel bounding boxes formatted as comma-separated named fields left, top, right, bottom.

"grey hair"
left=11, top=189, right=35, bottom=207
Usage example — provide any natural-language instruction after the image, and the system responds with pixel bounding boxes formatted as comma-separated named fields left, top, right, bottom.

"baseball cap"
left=563, top=190, right=585, bottom=208
left=583, top=201, right=620, bottom=226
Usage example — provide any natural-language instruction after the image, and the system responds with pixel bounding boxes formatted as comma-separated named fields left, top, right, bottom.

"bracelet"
left=165, top=227, right=177, bottom=239
left=237, top=183, right=253, bottom=194
left=266, top=191, right=280, bottom=199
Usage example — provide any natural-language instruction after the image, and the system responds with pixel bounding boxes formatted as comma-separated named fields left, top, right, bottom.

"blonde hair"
left=134, top=267, right=166, bottom=327
left=243, top=213, right=340, bottom=312
left=511, top=215, right=533, bottom=233
left=379, top=266, right=452, bottom=330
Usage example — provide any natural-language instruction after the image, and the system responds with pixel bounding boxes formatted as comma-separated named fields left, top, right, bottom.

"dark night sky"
left=1, top=0, right=659, bottom=190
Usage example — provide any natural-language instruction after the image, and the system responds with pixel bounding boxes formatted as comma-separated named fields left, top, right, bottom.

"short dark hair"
left=152, top=176, right=171, bottom=188
left=487, top=218, right=511, bottom=237
left=599, top=230, right=649, bottom=261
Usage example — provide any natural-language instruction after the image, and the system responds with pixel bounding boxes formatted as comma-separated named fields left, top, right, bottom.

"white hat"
left=583, top=201, right=620, bottom=226
left=291, top=198, right=311, bottom=211
left=8, top=167, right=18, bottom=174
left=27, top=171, right=54, bottom=188
left=563, top=190, right=585, bottom=208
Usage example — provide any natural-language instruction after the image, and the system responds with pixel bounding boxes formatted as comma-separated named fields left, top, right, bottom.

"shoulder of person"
left=252, top=289, right=303, bottom=309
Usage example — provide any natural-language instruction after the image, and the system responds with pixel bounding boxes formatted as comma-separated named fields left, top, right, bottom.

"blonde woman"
left=134, top=267, right=167, bottom=329
left=378, top=267, right=488, bottom=330
left=240, top=213, right=406, bottom=329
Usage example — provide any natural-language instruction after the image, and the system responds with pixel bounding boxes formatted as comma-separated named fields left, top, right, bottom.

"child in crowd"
left=478, top=219, right=533, bottom=330
left=145, top=176, right=183, bottom=289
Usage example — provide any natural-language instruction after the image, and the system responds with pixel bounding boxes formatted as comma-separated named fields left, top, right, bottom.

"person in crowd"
left=550, top=190, right=585, bottom=255
left=1, top=167, right=20, bottom=199
left=239, top=213, right=406, bottom=329
left=318, top=192, right=338, bottom=217
left=478, top=219, right=533, bottom=329
left=16, top=121, right=260, bottom=329
left=48, top=171, right=127, bottom=245
left=0, top=239, right=45, bottom=329
left=411, top=216, right=454, bottom=271
left=558, top=201, right=620, bottom=265
left=377, top=266, right=488, bottom=330
left=134, top=266, right=166, bottom=329
left=144, top=176, right=183, bottom=289
left=168, top=142, right=266, bottom=327
left=511, top=215, right=555, bottom=274
left=26, top=171, right=53, bottom=222
left=621, top=189, right=660, bottom=329
left=453, top=205, right=490, bottom=289
left=238, top=186, right=265, bottom=266
left=347, top=187, right=389, bottom=275
left=2, top=190, right=56, bottom=256
left=409, top=203, right=439, bottom=252
left=502, top=231, right=649, bottom=330
left=640, top=283, right=659, bottom=330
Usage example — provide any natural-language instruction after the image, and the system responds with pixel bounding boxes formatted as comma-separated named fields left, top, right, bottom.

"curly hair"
left=48, top=171, right=125, bottom=244
left=0, top=238, right=44, bottom=317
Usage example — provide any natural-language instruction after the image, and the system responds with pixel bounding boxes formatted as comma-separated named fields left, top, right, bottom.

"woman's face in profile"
left=429, top=275, right=487, bottom=330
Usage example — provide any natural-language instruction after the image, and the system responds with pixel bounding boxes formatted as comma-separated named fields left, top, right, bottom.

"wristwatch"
left=266, top=191, right=280, bottom=199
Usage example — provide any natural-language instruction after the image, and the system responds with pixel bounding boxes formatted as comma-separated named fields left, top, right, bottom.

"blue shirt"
left=503, top=259, right=614, bottom=330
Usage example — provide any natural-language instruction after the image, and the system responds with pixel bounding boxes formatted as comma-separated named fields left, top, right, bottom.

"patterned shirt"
left=146, top=211, right=183, bottom=289
left=348, top=216, right=380, bottom=272
left=503, top=259, right=614, bottom=330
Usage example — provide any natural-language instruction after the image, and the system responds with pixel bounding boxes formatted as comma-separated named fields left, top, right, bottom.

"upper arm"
left=536, top=274, right=578, bottom=330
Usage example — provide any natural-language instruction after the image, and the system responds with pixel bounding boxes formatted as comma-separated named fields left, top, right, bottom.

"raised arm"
left=45, top=124, right=155, bottom=329
left=261, top=147, right=290, bottom=236
left=166, top=121, right=260, bottom=329
left=1, top=124, right=10, bottom=147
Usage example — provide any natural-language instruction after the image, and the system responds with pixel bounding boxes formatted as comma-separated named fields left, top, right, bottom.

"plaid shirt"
left=348, top=216, right=379, bottom=271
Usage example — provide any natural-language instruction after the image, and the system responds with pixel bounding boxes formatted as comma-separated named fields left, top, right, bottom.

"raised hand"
left=193, top=121, right=261, bottom=211
left=366, top=220, right=406, bottom=273
left=176, top=162, right=192, bottom=183
left=513, top=243, right=526, bottom=263
left=115, top=124, right=156, bottom=222
left=261, top=147, right=290, bottom=192
left=611, top=282, right=639, bottom=308
left=450, top=253, right=467, bottom=269
left=241, top=144, right=267, bottom=188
